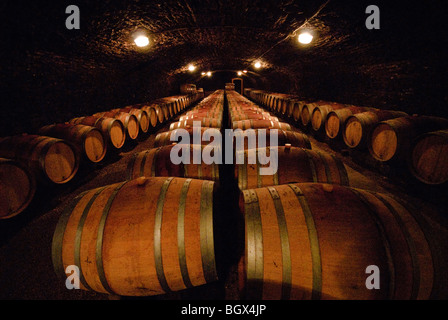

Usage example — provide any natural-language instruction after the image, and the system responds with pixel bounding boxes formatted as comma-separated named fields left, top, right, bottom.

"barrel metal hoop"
left=200, top=181, right=218, bottom=283
left=243, top=189, right=263, bottom=300
left=52, top=191, right=89, bottom=282
left=302, top=149, right=318, bottom=183
left=316, top=151, right=333, bottom=184
left=331, top=154, right=350, bottom=186
left=267, top=186, right=292, bottom=300
left=96, top=181, right=128, bottom=295
left=177, top=179, right=193, bottom=289
left=126, top=152, right=139, bottom=180
left=74, top=186, right=108, bottom=291
left=154, top=177, right=175, bottom=293
left=287, top=184, right=322, bottom=300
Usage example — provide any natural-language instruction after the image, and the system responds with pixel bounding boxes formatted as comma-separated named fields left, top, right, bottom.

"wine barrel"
left=408, top=129, right=448, bottom=185
left=107, top=112, right=140, bottom=141
left=0, top=158, right=36, bottom=219
left=311, top=104, right=349, bottom=132
left=154, top=127, right=222, bottom=147
left=69, top=116, right=125, bottom=150
left=370, top=116, right=448, bottom=162
left=235, top=146, right=348, bottom=190
left=232, top=129, right=311, bottom=151
left=325, top=106, right=369, bottom=139
left=232, top=120, right=292, bottom=131
left=169, top=118, right=222, bottom=130
left=38, top=123, right=107, bottom=163
left=301, top=102, right=335, bottom=127
left=52, top=177, right=218, bottom=296
left=141, top=104, right=164, bottom=125
left=239, top=182, right=434, bottom=300
left=230, top=114, right=279, bottom=122
left=291, top=101, right=307, bottom=122
left=343, top=110, right=408, bottom=149
left=0, top=135, right=79, bottom=184
left=119, top=107, right=150, bottom=133
left=128, top=145, right=220, bottom=182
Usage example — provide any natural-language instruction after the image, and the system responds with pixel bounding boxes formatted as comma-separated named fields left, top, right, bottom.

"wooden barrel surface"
left=70, top=116, right=125, bottom=150
left=52, top=177, right=218, bottom=296
left=119, top=107, right=150, bottom=133
left=169, top=118, right=222, bottom=130
left=311, top=104, right=348, bottom=132
left=369, top=116, right=448, bottom=162
left=128, top=145, right=220, bottom=182
left=325, top=106, right=369, bottom=139
left=408, top=129, right=448, bottom=185
left=0, top=158, right=36, bottom=219
left=0, top=135, right=79, bottom=184
left=38, top=123, right=107, bottom=163
left=235, top=146, right=349, bottom=190
left=232, top=129, right=311, bottom=151
left=108, top=112, right=140, bottom=140
left=239, top=182, right=434, bottom=300
left=154, top=127, right=222, bottom=147
left=343, top=110, right=408, bottom=149
left=141, top=104, right=164, bottom=125
left=232, top=120, right=292, bottom=131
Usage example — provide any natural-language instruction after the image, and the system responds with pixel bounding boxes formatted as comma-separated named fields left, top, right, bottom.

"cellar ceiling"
left=1, top=0, right=448, bottom=135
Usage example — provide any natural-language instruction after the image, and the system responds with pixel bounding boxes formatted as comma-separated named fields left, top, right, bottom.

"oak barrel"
left=0, top=158, right=36, bottom=219
left=0, top=135, right=79, bottom=184
left=324, top=106, right=369, bottom=139
left=343, top=110, right=408, bottom=149
left=232, top=120, right=292, bottom=131
left=52, top=177, right=218, bottom=296
left=231, top=129, right=311, bottom=151
left=235, top=147, right=348, bottom=190
left=239, top=182, right=434, bottom=300
left=369, top=116, right=448, bottom=162
left=154, top=127, right=222, bottom=147
left=408, top=129, right=448, bottom=185
left=38, top=123, right=107, bottom=163
left=127, top=145, right=220, bottom=182
left=69, top=116, right=125, bottom=150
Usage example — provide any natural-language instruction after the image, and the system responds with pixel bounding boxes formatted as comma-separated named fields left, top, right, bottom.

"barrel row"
left=235, top=90, right=440, bottom=300
left=0, top=92, right=205, bottom=219
left=244, top=88, right=448, bottom=185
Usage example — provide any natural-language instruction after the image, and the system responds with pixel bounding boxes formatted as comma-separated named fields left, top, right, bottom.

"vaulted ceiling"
left=1, top=0, right=447, bottom=135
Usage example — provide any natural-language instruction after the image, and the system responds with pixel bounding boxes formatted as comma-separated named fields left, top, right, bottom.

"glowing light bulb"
left=134, top=35, right=150, bottom=47
left=243, top=70, right=248, bottom=73
left=188, top=64, right=196, bottom=72
left=254, top=61, right=261, bottom=69
left=298, top=32, right=313, bottom=44
left=207, top=71, right=212, bottom=77
left=201, top=72, right=206, bottom=75
left=237, top=71, right=243, bottom=76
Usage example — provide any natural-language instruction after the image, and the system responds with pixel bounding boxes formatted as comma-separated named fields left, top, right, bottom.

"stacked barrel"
left=244, top=88, right=448, bottom=185
left=236, top=89, right=440, bottom=300
left=0, top=92, right=203, bottom=220
left=51, top=90, right=223, bottom=297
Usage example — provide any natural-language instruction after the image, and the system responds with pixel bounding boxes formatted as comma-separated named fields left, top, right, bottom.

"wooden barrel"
left=370, top=116, right=448, bottom=162
left=0, top=158, right=36, bottom=219
left=291, top=101, right=307, bottom=122
left=69, top=116, right=125, bottom=150
left=141, top=104, right=164, bottom=125
left=232, top=129, right=311, bottom=150
left=52, top=177, right=218, bottom=296
left=106, top=112, right=139, bottom=140
left=230, top=114, right=278, bottom=122
left=343, top=110, right=408, bottom=149
left=169, top=118, right=222, bottom=130
left=311, top=104, right=349, bottom=132
left=239, top=182, right=434, bottom=300
left=235, top=146, right=348, bottom=190
left=408, top=129, right=448, bottom=185
left=0, top=135, right=79, bottom=184
left=154, top=127, right=222, bottom=147
left=325, top=106, right=369, bottom=139
left=119, top=107, right=150, bottom=133
left=38, top=124, right=107, bottom=163
left=301, top=102, right=335, bottom=127
left=232, top=120, right=292, bottom=131
left=128, top=145, right=220, bottom=182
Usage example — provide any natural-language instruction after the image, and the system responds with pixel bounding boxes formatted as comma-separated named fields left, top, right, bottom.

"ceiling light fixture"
left=207, top=71, right=212, bottom=77
left=188, top=64, right=196, bottom=72
left=237, top=71, right=243, bottom=76
left=298, top=31, right=313, bottom=44
left=243, top=70, right=248, bottom=73
left=201, top=72, right=206, bottom=76
left=254, top=61, right=261, bottom=69
left=134, top=35, right=150, bottom=47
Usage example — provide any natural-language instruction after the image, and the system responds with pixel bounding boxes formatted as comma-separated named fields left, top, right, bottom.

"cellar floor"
left=1, top=98, right=447, bottom=300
